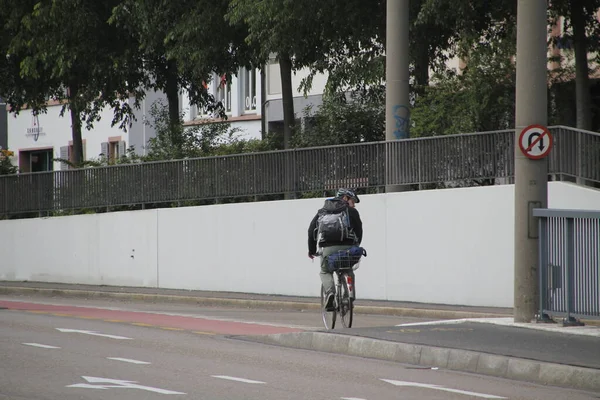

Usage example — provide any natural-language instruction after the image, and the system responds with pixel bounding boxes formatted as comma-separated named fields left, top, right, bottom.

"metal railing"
left=534, top=208, right=600, bottom=324
left=0, top=125, right=598, bottom=216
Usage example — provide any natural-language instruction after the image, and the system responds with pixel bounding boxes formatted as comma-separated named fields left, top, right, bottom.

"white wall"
left=0, top=210, right=158, bottom=287
left=1, top=182, right=599, bottom=308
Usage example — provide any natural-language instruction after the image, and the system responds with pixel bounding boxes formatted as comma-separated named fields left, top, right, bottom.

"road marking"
left=52, top=313, right=71, bottom=317
left=193, top=331, right=216, bottom=335
left=105, top=319, right=125, bottom=323
left=132, top=322, right=153, bottom=327
left=341, top=398, right=368, bottom=400
left=107, top=357, right=151, bottom=365
left=396, top=318, right=471, bottom=327
left=160, top=326, right=184, bottom=331
left=22, top=343, right=60, bottom=349
left=56, top=328, right=132, bottom=340
left=211, top=375, right=266, bottom=384
left=381, top=379, right=506, bottom=399
left=67, top=376, right=185, bottom=394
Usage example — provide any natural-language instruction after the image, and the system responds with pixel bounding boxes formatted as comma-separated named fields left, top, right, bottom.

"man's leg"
left=320, top=245, right=351, bottom=310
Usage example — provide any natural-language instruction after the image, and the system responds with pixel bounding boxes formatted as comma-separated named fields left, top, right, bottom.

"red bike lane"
left=0, top=300, right=305, bottom=335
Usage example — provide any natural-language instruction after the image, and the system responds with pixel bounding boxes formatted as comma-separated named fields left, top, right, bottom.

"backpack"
left=316, top=198, right=354, bottom=244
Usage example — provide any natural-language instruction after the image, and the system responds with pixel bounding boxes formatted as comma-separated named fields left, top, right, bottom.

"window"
left=100, top=138, right=125, bottom=163
left=243, top=68, right=257, bottom=113
left=216, top=75, right=232, bottom=114
left=60, top=140, right=87, bottom=170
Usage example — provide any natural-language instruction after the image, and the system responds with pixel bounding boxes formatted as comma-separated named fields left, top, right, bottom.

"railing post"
left=214, top=158, right=220, bottom=204
left=140, top=165, right=145, bottom=210
left=537, top=215, right=552, bottom=322
left=253, top=154, right=258, bottom=202
left=576, top=130, right=583, bottom=185
left=2, top=177, right=6, bottom=218
left=564, top=217, right=584, bottom=326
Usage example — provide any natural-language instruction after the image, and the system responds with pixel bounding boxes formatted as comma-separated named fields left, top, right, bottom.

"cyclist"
left=308, top=188, right=363, bottom=311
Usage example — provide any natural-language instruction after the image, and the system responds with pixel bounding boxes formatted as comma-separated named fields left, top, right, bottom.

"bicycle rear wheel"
left=321, top=285, right=336, bottom=330
left=340, top=278, right=353, bottom=328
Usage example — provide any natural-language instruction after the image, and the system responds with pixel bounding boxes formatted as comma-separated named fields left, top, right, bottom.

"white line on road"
left=341, top=398, right=368, bottom=400
left=56, top=328, right=132, bottom=340
left=22, top=343, right=60, bottom=349
left=107, top=357, right=150, bottom=365
left=211, top=375, right=266, bottom=384
left=67, top=376, right=185, bottom=394
left=381, top=379, right=507, bottom=399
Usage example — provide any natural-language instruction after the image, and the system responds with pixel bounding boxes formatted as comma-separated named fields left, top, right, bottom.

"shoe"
left=325, top=291, right=335, bottom=311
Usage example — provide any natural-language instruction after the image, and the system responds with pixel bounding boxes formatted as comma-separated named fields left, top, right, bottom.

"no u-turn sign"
left=518, top=124, right=553, bottom=160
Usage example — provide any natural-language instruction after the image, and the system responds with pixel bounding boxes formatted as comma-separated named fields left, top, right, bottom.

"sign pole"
left=514, top=0, right=549, bottom=323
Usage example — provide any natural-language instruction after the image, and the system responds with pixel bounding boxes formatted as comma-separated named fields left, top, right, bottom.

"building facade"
left=4, top=63, right=330, bottom=173
left=5, top=89, right=164, bottom=173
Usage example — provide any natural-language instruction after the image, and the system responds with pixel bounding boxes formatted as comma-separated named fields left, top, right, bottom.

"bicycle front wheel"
left=321, top=285, right=336, bottom=330
left=340, top=278, right=353, bottom=328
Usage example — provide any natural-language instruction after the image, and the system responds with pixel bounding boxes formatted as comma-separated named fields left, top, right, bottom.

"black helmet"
left=336, top=188, right=360, bottom=203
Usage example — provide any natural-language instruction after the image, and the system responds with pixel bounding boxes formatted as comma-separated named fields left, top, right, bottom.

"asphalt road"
left=1, top=296, right=599, bottom=400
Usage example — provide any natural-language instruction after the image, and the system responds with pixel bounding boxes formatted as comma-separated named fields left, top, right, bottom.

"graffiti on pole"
left=393, top=105, right=410, bottom=139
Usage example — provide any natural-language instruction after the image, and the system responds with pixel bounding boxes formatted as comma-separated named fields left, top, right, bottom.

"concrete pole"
left=514, top=0, right=548, bottom=323
left=385, top=0, right=410, bottom=193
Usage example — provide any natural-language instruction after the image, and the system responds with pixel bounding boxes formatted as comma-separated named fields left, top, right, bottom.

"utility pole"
left=514, top=0, right=549, bottom=322
left=385, top=0, right=410, bottom=193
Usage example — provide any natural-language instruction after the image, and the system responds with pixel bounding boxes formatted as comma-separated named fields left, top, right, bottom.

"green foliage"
left=143, top=99, right=246, bottom=160
left=0, top=153, right=18, bottom=175
left=293, top=88, right=385, bottom=147
left=411, top=20, right=517, bottom=136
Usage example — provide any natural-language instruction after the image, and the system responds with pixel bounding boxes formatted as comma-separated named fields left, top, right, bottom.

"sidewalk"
left=2, top=281, right=600, bottom=393
left=0, top=280, right=512, bottom=319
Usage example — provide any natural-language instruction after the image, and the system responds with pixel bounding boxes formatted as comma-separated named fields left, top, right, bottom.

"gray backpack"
left=316, top=199, right=353, bottom=243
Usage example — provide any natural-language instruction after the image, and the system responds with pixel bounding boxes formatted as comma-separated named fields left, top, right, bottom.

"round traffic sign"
left=518, top=124, right=553, bottom=160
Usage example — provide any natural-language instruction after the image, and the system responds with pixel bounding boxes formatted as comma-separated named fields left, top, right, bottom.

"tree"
left=411, top=19, right=517, bottom=136
left=227, top=0, right=371, bottom=149
left=549, top=0, right=600, bottom=131
left=109, top=0, right=252, bottom=145
left=0, top=0, right=146, bottom=167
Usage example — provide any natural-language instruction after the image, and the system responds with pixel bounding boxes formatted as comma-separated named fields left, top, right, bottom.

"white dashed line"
left=381, top=379, right=506, bottom=399
left=107, top=357, right=151, bottom=365
left=211, top=375, right=266, bottom=384
left=22, top=343, right=60, bottom=349
left=56, top=328, right=132, bottom=340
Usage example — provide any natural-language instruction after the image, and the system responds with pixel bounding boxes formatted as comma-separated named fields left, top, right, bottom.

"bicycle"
left=316, top=248, right=365, bottom=330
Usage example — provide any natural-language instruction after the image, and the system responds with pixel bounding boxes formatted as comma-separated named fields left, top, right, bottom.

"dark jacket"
left=307, top=198, right=363, bottom=255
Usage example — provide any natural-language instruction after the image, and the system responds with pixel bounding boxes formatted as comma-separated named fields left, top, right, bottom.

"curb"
left=235, top=331, right=600, bottom=393
left=0, top=286, right=509, bottom=320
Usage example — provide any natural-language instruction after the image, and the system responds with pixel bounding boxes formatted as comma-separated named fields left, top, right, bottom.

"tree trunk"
left=571, top=0, right=592, bottom=130
left=413, top=35, right=430, bottom=90
left=69, top=85, right=83, bottom=167
left=279, top=53, right=294, bottom=149
left=165, top=59, right=181, bottom=147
